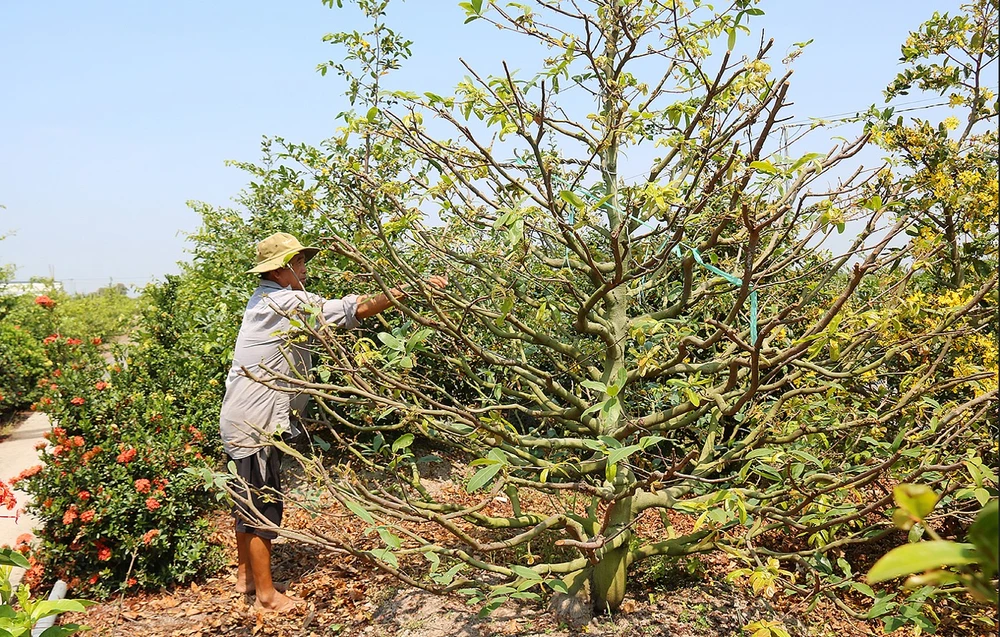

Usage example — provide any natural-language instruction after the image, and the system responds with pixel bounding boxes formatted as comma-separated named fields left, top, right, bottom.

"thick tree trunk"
left=590, top=491, right=634, bottom=612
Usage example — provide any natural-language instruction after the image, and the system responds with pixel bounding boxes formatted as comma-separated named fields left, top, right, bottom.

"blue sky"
left=0, top=0, right=963, bottom=293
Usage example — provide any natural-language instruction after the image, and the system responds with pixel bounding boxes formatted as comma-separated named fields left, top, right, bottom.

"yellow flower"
left=957, top=170, right=981, bottom=186
left=949, top=93, right=964, bottom=107
left=943, top=116, right=960, bottom=131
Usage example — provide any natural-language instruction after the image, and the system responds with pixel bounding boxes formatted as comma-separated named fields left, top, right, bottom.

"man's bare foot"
left=253, top=590, right=301, bottom=613
left=236, top=580, right=288, bottom=596
left=235, top=576, right=254, bottom=594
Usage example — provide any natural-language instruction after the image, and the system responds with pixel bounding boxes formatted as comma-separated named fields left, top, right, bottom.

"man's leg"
left=247, top=533, right=298, bottom=611
left=235, top=526, right=254, bottom=594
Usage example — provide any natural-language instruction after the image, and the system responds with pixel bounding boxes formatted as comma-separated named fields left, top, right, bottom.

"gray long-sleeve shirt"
left=219, top=280, right=359, bottom=460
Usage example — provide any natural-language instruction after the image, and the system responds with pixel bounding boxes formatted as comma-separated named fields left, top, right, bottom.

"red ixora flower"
left=42, top=334, right=60, bottom=345
left=8, top=465, right=43, bottom=487
left=70, top=397, right=85, bottom=406
left=145, top=498, right=161, bottom=512
left=1, top=481, right=17, bottom=510
left=94, top=381, right=109, bottom=391
left=79, top=490, right=91, bottom=501
left=88, top=574, right=99, bottom=585
left=91, top=337, right=102, bottom=345
left=79, top=509, right=95, bottom=523
left=72, top=436, right=85, bottom=447
left=116, top=447, right=137, bottom=464
left=95, top=541, right=111, bottom=561
left=34, top=295, right=55, bottom=309
left=65, top=337, right=83, bottom=346
left=52, top=369, right=62, bottom=378
left=141, top=529, right=160, bottom=545
left=62, top=505, right=79, bottom=525
left=134, top=479, right=151, bottom=494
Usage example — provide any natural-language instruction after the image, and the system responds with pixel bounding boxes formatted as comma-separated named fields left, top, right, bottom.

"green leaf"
left=788, top=450, right=823, bottom=467
left=849, top=582, right=875, bottom=598
left=607, top=444, right=642, bottom=466
left=366, top=106, right=378, bottom=122
left=749, top=160, right=779, bottom=175
left=598, top=435, right=621, bottom=449
left=965, top=460, right=985, bottom=488
left=867, top=541, right=978, bottom=583
left=377, top=332, right=404, bottom=350
left=510, top=591, right=540, bottom=600
left=433, top=563, right=465, bottom=585
left=391, top=433, right=414, bottom=452
left=893, top=484, right=938, bottom=522
left=31, top=599, right=94, bottom=618
left=370, top=548, right=398, bottom=568
left=41, top=628, right=89, bottom=637
left=745, top=448, right=778, bottom=460
left=866, top=592, right=897, bottom=618
left=974, top=488, right=991, bottom=506
left=0, top=548, right=29, bottom=569
left=467, top=463, right=503, bottom=493
left=638, top=435, right=666, bottom=450
left=968, top=500, right=998, bottom=577
left=790, top=152, right=824, bottom=172
left=581, top=380, right=607, bottom=393
left=345, top=501, right=375, bottom=525
left=377, top=527, right=403, bottom=549
left=545, top=580, right=568, bottom=593
left=559, top=190, right=586, bottom=209
left=478, top=598, right=505, bottom=617
left=727, top=27, right=736, bottom=51
left=510, top=565, right=542, bottom=580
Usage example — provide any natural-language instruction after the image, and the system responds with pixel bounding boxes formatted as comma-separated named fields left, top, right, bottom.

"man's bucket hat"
left=246, top=232, right=320, bottom=274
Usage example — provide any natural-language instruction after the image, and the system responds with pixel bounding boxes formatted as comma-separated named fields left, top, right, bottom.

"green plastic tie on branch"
left=510, top=156, right=759, bottom=345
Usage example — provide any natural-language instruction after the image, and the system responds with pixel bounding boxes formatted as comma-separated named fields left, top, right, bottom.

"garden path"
left=1, top=412, right=47, bottom=587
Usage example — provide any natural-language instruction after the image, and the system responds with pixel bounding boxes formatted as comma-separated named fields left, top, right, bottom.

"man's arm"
left=355, top=275, right=447, bottom=320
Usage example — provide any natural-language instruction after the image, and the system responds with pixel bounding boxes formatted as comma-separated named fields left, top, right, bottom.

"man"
left=219, top=232, right=445, bottom=611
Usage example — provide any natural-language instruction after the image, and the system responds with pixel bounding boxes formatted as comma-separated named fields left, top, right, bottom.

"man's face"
left=271, top=253, right=307, bottom=290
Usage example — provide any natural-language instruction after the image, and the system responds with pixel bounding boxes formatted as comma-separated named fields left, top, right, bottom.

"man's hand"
left=426, top=275, right=448, bottom=290
left=356, top=275, right=449, bottom=320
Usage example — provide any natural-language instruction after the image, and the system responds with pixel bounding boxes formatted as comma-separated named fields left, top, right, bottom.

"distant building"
left=0, top=280, right=64, bottom=296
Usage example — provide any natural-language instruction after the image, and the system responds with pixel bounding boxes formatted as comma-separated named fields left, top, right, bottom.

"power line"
left=782, top=87, right=998, bottom=128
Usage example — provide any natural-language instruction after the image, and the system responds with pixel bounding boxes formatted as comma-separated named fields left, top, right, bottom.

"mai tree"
left=230, top=0, right=997, bottom=616
left=874, top=0, right=998, bottom=289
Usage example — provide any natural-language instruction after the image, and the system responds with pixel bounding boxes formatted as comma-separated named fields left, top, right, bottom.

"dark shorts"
left=230, top=449, right=283, bottom=540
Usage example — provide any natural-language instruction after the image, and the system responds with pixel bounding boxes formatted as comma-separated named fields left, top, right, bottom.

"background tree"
left=875, top=0, right=998, bottom=289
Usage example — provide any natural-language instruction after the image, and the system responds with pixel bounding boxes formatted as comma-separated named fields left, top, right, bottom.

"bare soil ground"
left=54, top=448, right=997, bottom=637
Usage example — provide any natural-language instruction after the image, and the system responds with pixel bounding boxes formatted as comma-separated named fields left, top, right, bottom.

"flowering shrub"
left=2, top=283, right=138, bottom=345
left=17, top=338, right=223, bottom=598
left=0, top=322, right=48, bottom=415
